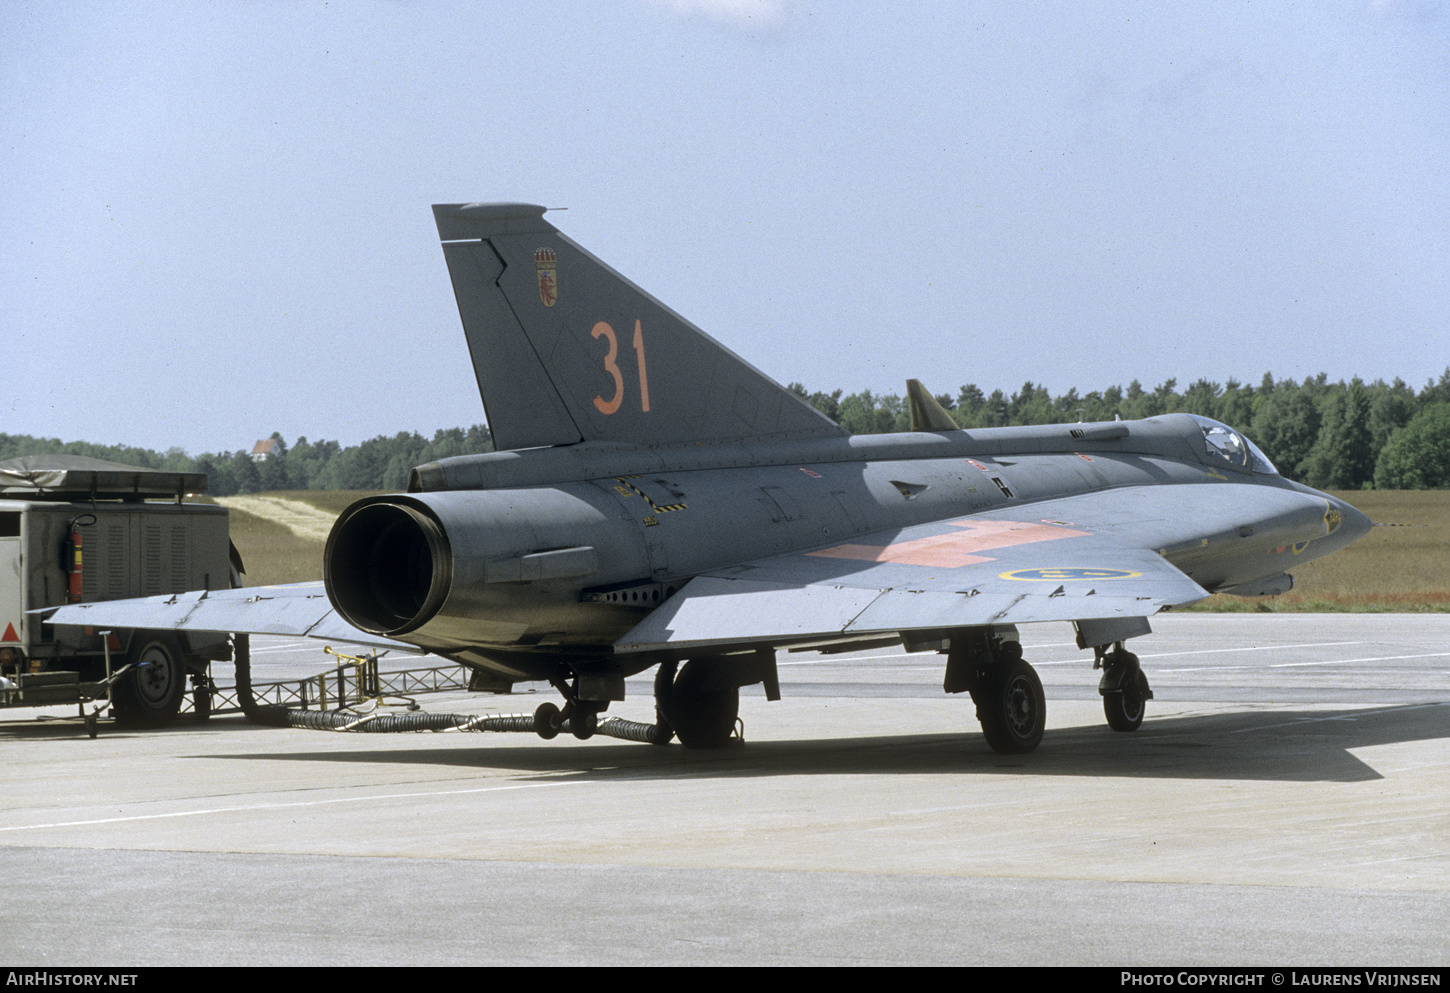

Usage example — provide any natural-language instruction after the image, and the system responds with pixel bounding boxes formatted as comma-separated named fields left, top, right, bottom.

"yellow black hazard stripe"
left=613, top=477, right=687, bottom=514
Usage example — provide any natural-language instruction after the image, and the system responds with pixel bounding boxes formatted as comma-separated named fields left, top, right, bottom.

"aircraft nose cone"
left=1332, top=496, right=1373, bottom=547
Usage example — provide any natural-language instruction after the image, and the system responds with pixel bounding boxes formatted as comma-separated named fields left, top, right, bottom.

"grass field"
left=221, top=489, right=1450, bottom=611
left=1188, top=489, right=1450, bottom=612
left=214, top=491, right=385, bottom=587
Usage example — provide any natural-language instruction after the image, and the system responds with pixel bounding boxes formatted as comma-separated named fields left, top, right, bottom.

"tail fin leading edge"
left=433, top=202, right=846, bottom=451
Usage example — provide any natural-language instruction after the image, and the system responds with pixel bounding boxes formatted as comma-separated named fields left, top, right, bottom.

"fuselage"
left=321, top=413, right=1371, bottom=683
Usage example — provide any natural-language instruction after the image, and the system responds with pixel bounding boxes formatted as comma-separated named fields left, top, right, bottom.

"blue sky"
left=4, top=1, right=1446, bottom=454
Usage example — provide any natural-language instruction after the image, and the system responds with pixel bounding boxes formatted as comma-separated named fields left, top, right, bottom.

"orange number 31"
left=592, top=320, right=650, bottom=415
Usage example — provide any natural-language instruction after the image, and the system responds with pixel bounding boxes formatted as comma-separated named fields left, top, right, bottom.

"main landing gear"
left=943, top=630, right=1047, bottom=754
left=528, top=649, right=777, bottom=749
left=652, top=659, right=737, bottom=748
left=653, top=650, right=777, bottom=749
left=517, top=634, right=1149, bottom=754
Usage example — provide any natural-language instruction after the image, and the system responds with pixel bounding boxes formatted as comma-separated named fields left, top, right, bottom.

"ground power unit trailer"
left=0, top=456, right=236, bottom=731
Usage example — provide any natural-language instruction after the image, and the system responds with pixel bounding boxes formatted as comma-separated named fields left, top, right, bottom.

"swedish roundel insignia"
left=535, top=248, right=558, bottom=307
left=1001, top=567, right=1142, bottom=581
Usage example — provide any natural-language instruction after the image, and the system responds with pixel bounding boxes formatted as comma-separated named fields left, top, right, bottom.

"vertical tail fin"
left=433, top=202, right=845, bottom=451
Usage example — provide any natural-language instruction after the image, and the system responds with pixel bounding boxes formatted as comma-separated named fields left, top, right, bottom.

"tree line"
left=0, top=426, right=494, bottom=496
left=3, top=369, right=1447, bottom=493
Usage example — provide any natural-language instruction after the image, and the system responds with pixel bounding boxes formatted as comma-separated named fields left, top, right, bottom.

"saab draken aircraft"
left=51, top=202, right=1372, bottom=753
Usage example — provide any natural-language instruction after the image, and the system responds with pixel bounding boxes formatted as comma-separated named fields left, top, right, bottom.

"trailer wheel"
left=112, top=633, right=186, bottom=728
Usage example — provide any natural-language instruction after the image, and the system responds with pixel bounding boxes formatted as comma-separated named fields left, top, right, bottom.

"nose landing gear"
left=1097, top=643, right=1152, bottom=732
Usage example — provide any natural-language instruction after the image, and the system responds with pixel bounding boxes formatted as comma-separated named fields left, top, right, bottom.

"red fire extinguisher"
left=64, top=514, right=96, bottom=604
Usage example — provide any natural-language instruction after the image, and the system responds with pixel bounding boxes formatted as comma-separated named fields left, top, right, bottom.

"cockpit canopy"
left=1188, top=415, right=1278, bottom=475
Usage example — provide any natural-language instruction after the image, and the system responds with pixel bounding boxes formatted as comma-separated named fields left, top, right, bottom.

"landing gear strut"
left=1097, top=643, right=1152, bottom=732
left=944, top=631, right=1046, bottom=754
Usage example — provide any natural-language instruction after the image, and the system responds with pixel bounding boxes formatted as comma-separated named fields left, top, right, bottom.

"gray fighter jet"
left=51, top=202, right=1372, bottom=753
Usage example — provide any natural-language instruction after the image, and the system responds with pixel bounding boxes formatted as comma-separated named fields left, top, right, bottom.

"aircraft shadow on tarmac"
left=182, top=700, right=1448, bottom=785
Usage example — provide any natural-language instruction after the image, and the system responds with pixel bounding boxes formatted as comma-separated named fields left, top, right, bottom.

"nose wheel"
left=1098, top=646, right=1152, bottom=732
left=1102, top=683, right=1146, bottom=732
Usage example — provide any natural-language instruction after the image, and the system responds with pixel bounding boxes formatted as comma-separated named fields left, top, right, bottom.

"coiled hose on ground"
left=232, top=634, right=670, bottom=742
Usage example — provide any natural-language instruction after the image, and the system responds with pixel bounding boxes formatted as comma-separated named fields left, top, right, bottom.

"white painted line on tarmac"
left=1268, top=651, right=1450, bottom=668
left=1140, top=641, right=1361, bottom=660
left=0, top=780, right=590, bottom=834
left=1228, top=701, right=1448, bottom=733
left=1155, top=649, right=1450, bottom=673
left=1148, top=642, right=1368, bottom=671
left=247, top=642, right=320, bottom=655
left=1155, top=651, right=1450, bottom=672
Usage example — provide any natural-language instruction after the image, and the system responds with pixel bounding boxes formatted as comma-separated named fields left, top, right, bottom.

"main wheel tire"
left=112, top=633, right=187, bottom=729
left=976, top=657, right=1046, bottom=754
left=1103, top=687, right=1146, bottom=732
left=651, top=661, right=678, bottom=746
left=671, top=659, right=739, bottom=750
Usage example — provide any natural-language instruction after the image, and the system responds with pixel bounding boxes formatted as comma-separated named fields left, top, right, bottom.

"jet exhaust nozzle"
left=325, top=500, right=453, bottom=636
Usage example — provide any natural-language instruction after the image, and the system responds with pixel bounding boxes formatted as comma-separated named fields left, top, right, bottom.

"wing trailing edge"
left=614, top=562, right=1207, bottom=654
left=45, top=583, right=424, bottom=654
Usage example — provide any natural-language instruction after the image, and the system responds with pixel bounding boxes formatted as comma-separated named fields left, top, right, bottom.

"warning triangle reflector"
left=2, top=622, right=17, bottom=642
